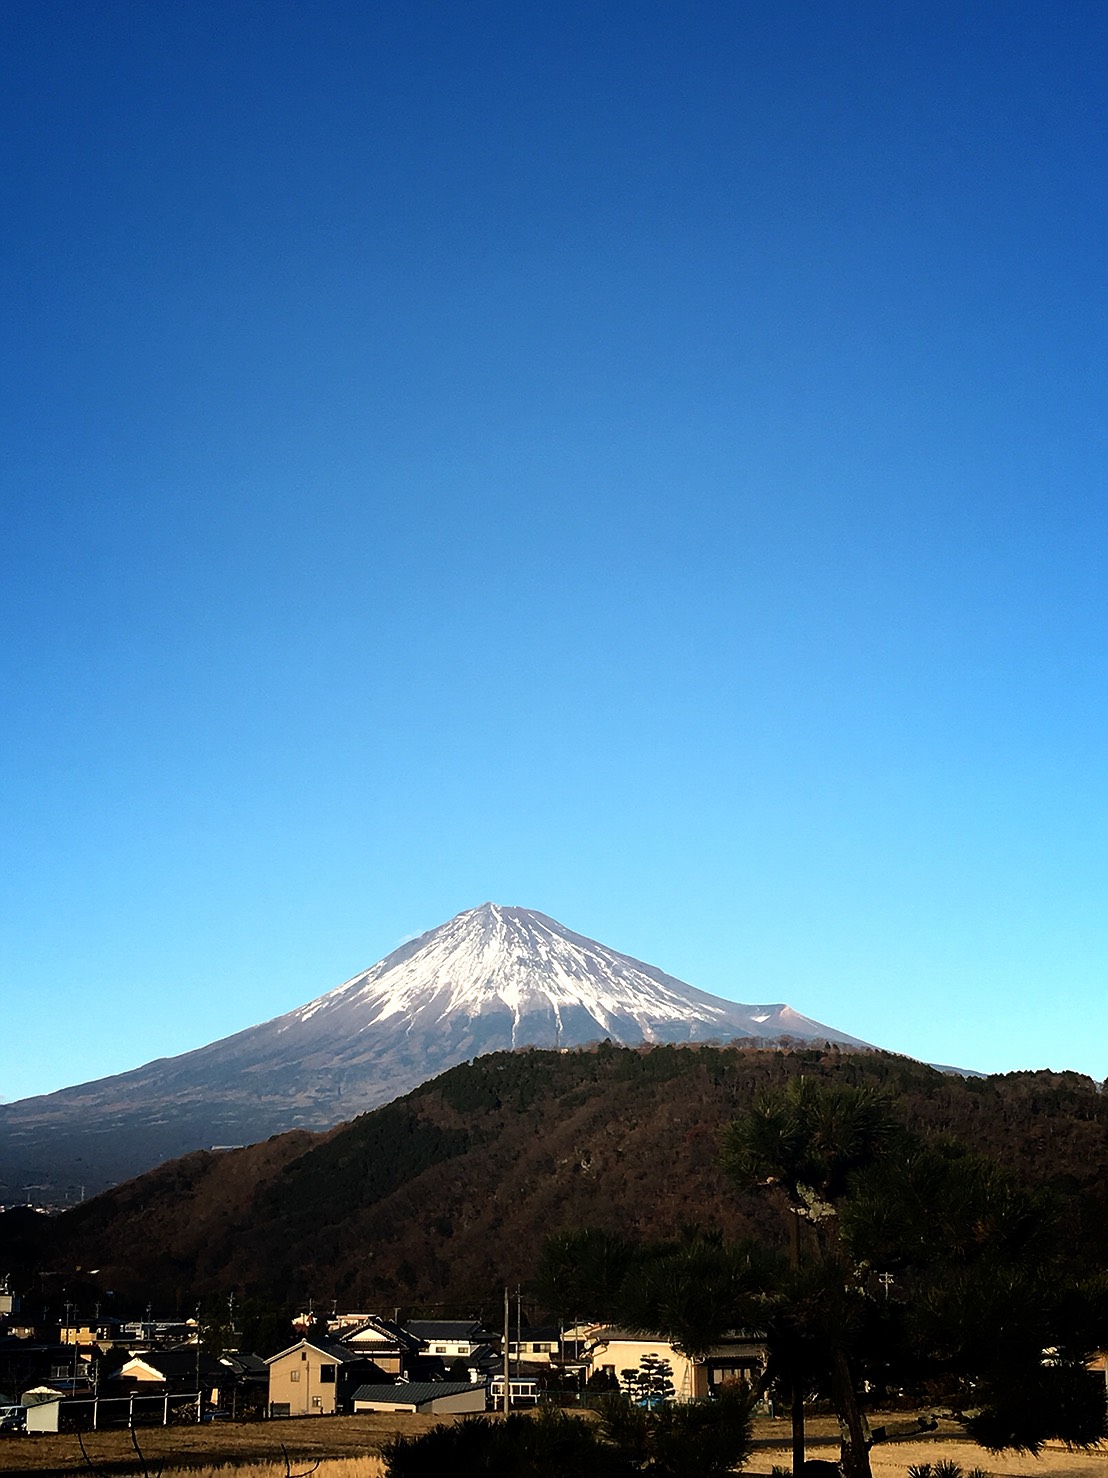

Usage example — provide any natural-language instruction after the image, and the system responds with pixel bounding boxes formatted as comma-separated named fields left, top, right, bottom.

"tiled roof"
left=351, top=1382, right=485, bottom=1407
left=342, top=1318, right=421, bottom=1351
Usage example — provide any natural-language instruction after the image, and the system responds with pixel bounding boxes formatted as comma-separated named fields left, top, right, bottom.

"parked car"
left=0, top=1406, right=25, bottom=1433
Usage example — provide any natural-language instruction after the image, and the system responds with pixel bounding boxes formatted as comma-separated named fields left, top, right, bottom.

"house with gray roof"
left=402, top=1320, right=493, bottom=1360
left=351, top=1381, right=486, bottom=1416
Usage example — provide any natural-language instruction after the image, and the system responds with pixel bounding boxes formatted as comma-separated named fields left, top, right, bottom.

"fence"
left=29, top=1391, right=202, bottom=1433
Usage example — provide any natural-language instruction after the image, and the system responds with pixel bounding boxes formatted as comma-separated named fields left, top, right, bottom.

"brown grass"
left=189, top=1462, right=383, bottom=1478
left=164, top=1463, right=384, bottom=1478
left=0, top=1413, right=458, bottom=1477
left=3, top=1410, right=1105, bottom=1478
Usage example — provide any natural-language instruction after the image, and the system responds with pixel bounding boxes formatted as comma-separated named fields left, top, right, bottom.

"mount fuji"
left=0, top=903, right=870, bottom=1199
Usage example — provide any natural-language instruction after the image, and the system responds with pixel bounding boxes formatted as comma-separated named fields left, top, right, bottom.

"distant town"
left=0, top=1276, right=765, bottom=1432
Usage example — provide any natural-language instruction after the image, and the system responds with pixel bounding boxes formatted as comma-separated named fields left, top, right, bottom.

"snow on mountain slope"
left=276, top=903, right=866, bottom=1050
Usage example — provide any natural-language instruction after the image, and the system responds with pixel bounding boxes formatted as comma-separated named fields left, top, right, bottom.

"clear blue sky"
left=4, top=0, right=1107, bottom=1101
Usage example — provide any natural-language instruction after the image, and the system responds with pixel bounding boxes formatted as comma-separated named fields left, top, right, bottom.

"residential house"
left=700, top=1331, right=767, bottom=1393
left=111, top=1348, right=225, bottom=1407
left=326, top=1312, right=380, bottom=1336
left=339, top=1316, right=422, bottom=1376
left=0, top=1340, right=80, bottom=1400
left=117, top=1318, right=196, bottom=1348
left=507, top=1325, right=564, bottom=1364
left=585, top=1327, right=766, bottom=1402
left=58, top=1316, right=126, bottom=1350
left=403, top=1320, right=494, bottom=1362
left=218, top=1352, right=270, bottom=1418
left=499, top=1323, right=588, bottom=1398
left=266, top=1338, right=377, bottom=1418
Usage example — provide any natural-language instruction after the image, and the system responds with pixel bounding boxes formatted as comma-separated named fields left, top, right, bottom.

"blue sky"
left=3, top=0, right=1107, bottom=1101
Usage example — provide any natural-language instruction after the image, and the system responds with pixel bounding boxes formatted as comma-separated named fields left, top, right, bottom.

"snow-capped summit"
left=284, top=902, right=865, bottom=1053
left=0, top=903, right=869, bottom=1200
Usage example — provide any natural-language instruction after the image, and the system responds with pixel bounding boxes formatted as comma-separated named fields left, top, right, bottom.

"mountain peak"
left=291, top=903, right=867, bottom=1056
left=0, top=903, right=870, bottom=1201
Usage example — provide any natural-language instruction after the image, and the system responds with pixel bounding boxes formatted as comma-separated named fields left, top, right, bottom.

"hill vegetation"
left=4, top=1045, right=1108, bottom=1317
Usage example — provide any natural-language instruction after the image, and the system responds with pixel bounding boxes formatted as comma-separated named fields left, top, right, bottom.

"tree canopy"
left=722, top=1078, right=1108, bottom=1473
left=538, top=1075, right=1108, bottom=1478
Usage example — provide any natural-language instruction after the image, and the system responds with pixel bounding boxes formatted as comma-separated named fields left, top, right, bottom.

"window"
left=270, top=1403, right=290, bottom=1418
left=289, top=1369, right=301, bottom=1383
left=311, top=1396, right=322, bottom=1409
left=319, top=1364, right=336, bottom=1383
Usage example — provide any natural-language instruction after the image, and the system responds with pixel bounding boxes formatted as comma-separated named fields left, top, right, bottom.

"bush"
left=908, top=1464, right=990, bottom=1478
left=381, top=1388, right=756, bottom=1477
left=381, top=1409, right=625, bottom=1477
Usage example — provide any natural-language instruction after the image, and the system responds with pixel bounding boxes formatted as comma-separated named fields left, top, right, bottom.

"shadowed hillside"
left=6, top=1045, right=1108, bottom=1310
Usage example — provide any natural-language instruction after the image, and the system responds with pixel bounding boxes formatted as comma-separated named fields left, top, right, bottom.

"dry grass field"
left=0, top=1410, right=1105, bottom=1478
left=0, top=1414, right=427, bottom=1478
left=752, top=1414, right=1108, bottom=1478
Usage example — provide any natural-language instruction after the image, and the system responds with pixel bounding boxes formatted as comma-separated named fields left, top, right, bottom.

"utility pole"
left=195, top=1302, right=202, bottom=1422
left=64, top=1301, right=77, bottom=1383
left=502, top=1286, right=510, bottom=1416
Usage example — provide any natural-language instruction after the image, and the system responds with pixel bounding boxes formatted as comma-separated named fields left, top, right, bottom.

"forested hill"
left=7, top=1045, right=1108, bottom=1309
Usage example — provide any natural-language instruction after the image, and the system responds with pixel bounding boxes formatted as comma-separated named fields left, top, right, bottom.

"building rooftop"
left=351, top=1382, right=484, bottom=1406
left=404, top=1320, right=489, bottom=1341
left=264, top=1338, right=363, bottom=1366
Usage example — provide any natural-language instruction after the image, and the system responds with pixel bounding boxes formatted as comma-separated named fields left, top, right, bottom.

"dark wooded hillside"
left=4, top=1045, right=1107, bottom=1313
